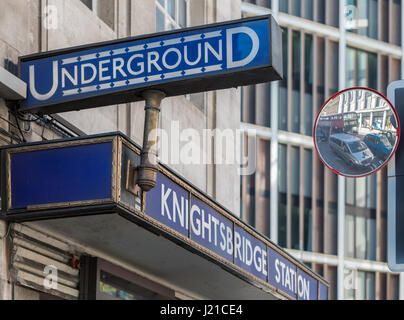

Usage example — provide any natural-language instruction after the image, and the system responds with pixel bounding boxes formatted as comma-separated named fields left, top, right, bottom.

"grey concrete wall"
left=0, top=0, right=40, bottom=57
left=46, top=0, right=119, bottom=135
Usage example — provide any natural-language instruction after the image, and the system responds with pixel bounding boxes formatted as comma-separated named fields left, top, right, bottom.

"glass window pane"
left=328, top=266, right=338, bottom=300
left=346, top=47, right=377, bottom=90
left=99, top=270, right=165, bottom=300
left=369, top=0, right=378, bottom=39
left=344, top=268, right=356, bottom=299
left=292, top=147, right=300, bottom=196
left=291, top=146, right=300, bottom=249
left=304, top=0, right=314, bottom=20
left=345, top=214, right=355, bottom=258
left=304, top=149, right=313, bottom=251
left=304, top=34, right=313, bottom=136
left=255, top=83, right=271, bottom=127
left=317, top=0, right=325, bottom=24
left=356, top=271, right=366, bottom=300
left=167, top=0, right=175, bottom=18
left=366, top=175, right=376, bottom=209
left=279, top=144, right=288, bottom=193
left=366, top=217, right=376, bottom=260
left=346, top=47, right=356, bottom=87
left=292, top=90, right=300, bottom=133
left=355, top=177, right=366, bottom=208
left=367, top=52, right=377, bottom=90
left=316, top=38, right=325, bottom=117
left=178, top=0, right=186, bottom=27
left=303, top=150, right=312, bottom=197
left=304, top=94, right=313, bottom=136
left=365, top=272, right=376, bottom=300
left=329, top=41, right=339, bottom=96
left=346, top=178, right=355, bottom=206
left=256, top=139, right=271, bottom=237
left=99, top=281, right=119, bottom=298
left=156, top=7, right=165, bottom=32
left=357, top=0, right=369, bottom=37
left=279, top=0, right=288, bottom=13
left=279, top=28, right=288, bottom=131
left=242, top=86, right=256, bottom=123
left=357, top=50, right=368, bottom=87
left=355, top=216, right=367, bottom=259
left=292, top=31, right=301, bottom=134
left=327, top=173, right=338, bottom=256
left=392, top=0, right=402, bottom=45
left=242, top=135, right=256, bottom=227
left=292, top=0, right=301, bottom=17
left=327, top=0, right=339, bottom=27
left=346, top=0, right=356, bottom=33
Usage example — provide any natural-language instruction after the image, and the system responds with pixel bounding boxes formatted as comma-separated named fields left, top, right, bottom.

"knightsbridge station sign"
left=146, top=173, right=328, bottom=300
left=19, top=15, right=282, bottom=114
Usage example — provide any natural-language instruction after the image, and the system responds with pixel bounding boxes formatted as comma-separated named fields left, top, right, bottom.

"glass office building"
left=241, top=0, right=403, bottom=300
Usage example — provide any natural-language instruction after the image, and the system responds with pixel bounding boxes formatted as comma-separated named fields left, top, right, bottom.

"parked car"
left=379, top=130, right=396, bottom=146
left=363, top=134, right=392, bottom=162
left=329, top=133, right=374, bottom=167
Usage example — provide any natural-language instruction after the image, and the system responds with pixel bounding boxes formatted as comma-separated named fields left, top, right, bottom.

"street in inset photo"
left=314, top=88, right=399, bottom=177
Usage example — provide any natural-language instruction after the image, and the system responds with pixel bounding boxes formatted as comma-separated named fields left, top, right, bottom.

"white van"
left=329, top=133, right=374, bottom=167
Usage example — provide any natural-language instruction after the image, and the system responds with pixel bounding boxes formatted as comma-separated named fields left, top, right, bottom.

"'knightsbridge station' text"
left=146, top=173, right=319, bottom=300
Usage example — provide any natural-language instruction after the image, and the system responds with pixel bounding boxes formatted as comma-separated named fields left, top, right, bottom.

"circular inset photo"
left=313, top=87, right=400, bottom=178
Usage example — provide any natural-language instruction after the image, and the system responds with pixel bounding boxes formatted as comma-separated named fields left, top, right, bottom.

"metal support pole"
left=270, top=0, right=279, bottom=245
left=136, top=90, right=166, bottom=192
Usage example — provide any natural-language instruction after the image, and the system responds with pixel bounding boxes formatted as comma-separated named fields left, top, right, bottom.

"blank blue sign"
left=10, top=142, right=113, bottom=209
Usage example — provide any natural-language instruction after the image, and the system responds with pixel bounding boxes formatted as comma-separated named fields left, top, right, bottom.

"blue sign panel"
left=297, top=269, right=318, bottom=301
left=10, top=142, right=112, bottom=209
left=234, top=226, right=267, bottom=282
left=190, top=195, right=233, bottom=263
left=319, top=283, right=329, bottom=300
left=19, top=15, right=282, bottom=114
left=267, top=247, right=298, bottom=299
left=145, top=173, right=189, bottom=237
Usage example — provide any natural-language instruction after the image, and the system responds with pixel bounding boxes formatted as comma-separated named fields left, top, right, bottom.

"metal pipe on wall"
left=136, top=90, right=166, bottom=192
